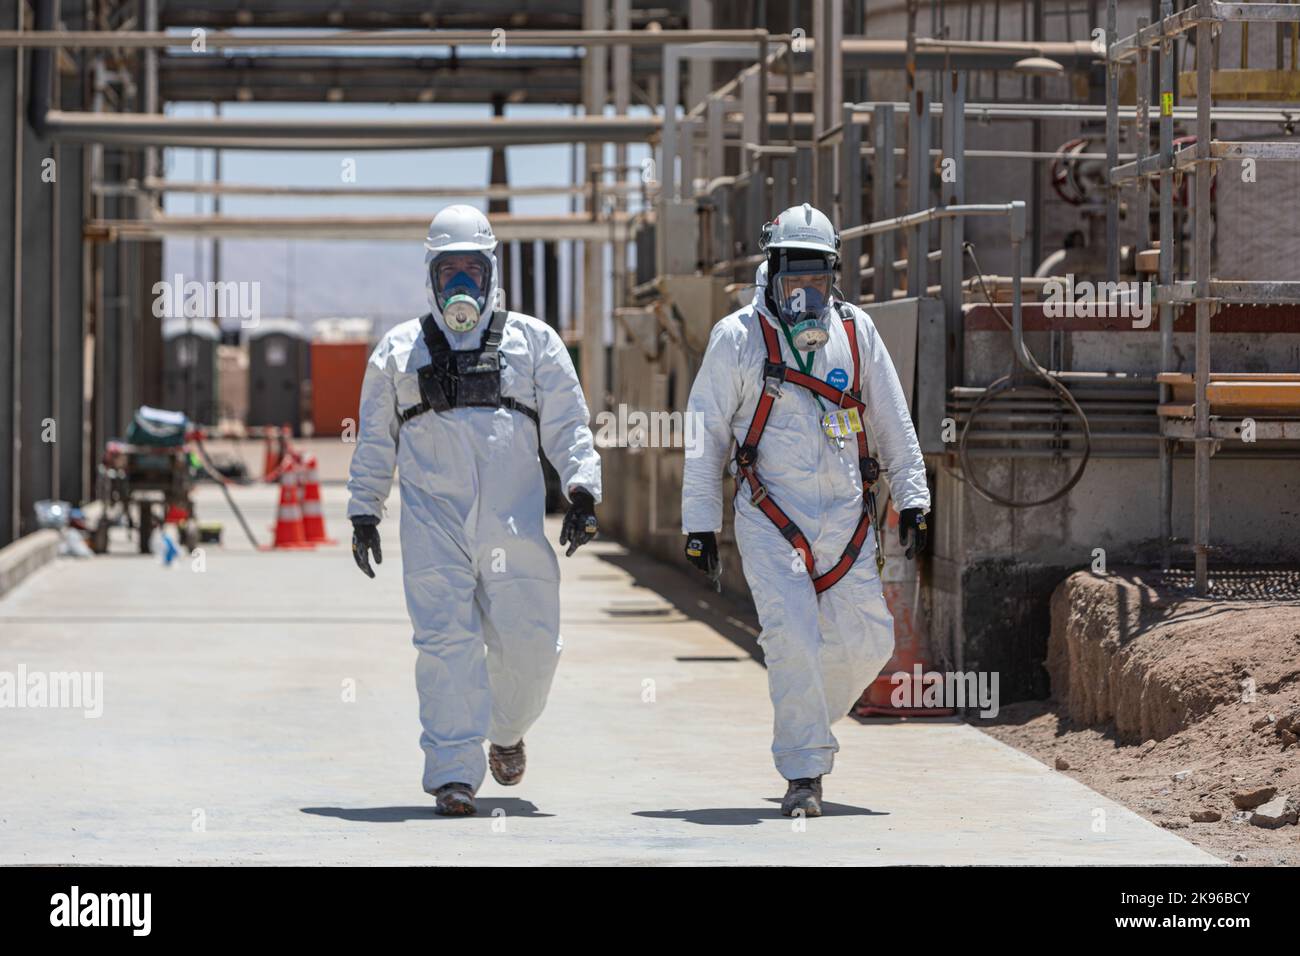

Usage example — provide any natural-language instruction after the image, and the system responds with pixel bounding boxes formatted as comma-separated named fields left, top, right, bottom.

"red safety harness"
left=735, top=305, right=882, bottom=592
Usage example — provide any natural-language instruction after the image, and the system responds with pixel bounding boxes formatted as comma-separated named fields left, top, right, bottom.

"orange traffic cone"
left=261, top=428, right=282, bottom=483
left=300, top=455, right=336, bottom=545
left=263, top=460, right=314, bottom=550
left=854, top=502, right=954, bottom=717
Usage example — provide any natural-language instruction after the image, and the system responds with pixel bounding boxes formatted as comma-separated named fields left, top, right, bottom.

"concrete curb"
left=0, top=529, right=61, bottom=601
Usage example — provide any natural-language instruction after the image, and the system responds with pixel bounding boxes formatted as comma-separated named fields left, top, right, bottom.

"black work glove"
left=898, top=508, right=929, bottom=560
left=559, top=489, right=598, bottom=557
left=684, top=531, right=719, bottom=574
left=351, top=515, right=382, bottom=578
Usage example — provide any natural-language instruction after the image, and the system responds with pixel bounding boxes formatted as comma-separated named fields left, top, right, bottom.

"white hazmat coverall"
left=347, top=251, right=602, bottom=794
left=682, top=264, right=930, bottom=780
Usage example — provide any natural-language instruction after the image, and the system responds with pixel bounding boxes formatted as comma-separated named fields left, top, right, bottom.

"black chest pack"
left=398, top=310, right=540, bottom=427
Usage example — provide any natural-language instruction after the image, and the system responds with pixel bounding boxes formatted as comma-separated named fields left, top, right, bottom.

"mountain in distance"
left=162, top=238, right=427, bottom=337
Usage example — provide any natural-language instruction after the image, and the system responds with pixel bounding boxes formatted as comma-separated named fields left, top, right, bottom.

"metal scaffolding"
left=1107, top=0, right=1300, bottom=594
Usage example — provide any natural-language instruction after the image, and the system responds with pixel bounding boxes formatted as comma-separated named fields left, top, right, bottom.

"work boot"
left=489, top=739, right=527, bottom=786
left=433, top=782, right=477, bottom=816
left=781, top=776, right=824, bottom=818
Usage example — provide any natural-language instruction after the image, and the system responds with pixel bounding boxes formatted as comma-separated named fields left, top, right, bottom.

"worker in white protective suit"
left=681, top=203, right=930, bottom=817
left=347, top=204, right=602, bottom=816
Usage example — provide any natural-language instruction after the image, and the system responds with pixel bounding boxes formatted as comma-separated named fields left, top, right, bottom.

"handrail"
left=839, top=201, right=1025, bottom=242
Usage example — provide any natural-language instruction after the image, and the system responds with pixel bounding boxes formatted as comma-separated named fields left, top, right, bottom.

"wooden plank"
left=1158, top=371, right=1300, bottom=383
left=1206, top=381, right=1300, bottom=408
left=1209, top=373, right=1300, bottom=382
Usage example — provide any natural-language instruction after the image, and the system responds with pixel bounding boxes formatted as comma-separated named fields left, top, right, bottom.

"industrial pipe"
left=26, top=0, right=57, bottom=136
left=0, top=28, right=781, bottom=50
left=43, top=110, right=661, bottom=150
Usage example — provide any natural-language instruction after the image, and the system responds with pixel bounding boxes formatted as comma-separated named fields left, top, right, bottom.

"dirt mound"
left=1047, top=569, right=1300, bottom=742
left=983, top=567, right=1300, bottom=865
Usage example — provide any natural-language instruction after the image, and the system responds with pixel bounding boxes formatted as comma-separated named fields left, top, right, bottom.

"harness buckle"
left=736, top=444, right=759, bottom=468
left=762, top=360, right=786, bottom=397
left=860, top=456, right=881, bottom=485
left=749, top=483, right=769, bottom=506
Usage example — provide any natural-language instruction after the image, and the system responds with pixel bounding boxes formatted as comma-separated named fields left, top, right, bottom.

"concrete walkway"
left=0, top=483, right=1222, bottom=865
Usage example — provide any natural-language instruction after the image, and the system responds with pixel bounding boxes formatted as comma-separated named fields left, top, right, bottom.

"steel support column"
left=1158, top=0, right=1176, bottom=568
left=582, top=0, right=609, bottom=414
left=1193, top=0, right=1213, bottom=594
left=871, top=104, right=896, bottom=302
left=907, top=90, right=931, bottom=298
left=939, top=70, right=966, bottom=391
left=839, top=103, right=863, bottom=302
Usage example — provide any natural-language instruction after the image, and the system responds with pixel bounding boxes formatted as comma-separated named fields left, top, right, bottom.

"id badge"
left=821, top=407, right=863, bottom=439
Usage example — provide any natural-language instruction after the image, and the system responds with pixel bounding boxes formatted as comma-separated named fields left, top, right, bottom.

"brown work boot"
left=780, top=776, right=824, bottom=817
left=488, top=739, right=527, bottom=786
left=433, top=782, right=477, bottom=816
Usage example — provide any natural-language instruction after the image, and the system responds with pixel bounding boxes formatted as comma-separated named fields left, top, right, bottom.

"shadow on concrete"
left=594, top=549, right=764, bottom=664
left=301, top=799, right=554, bottom=822
left=635, top=801, right=885, bottom=826
left=972, top=698, right=1151, bottom=750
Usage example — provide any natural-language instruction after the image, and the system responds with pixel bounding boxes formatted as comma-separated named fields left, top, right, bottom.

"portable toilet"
left=161, top=317, right=220, bottom=425
left=247, top=319, right=311, bottom=436
left=216, top=342, right=249, bottom=433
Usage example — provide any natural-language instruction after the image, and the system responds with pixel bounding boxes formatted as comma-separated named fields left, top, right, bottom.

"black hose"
left=192, top=434, right=262, bottom=549
left=955, top=243, right=1092, bottom=508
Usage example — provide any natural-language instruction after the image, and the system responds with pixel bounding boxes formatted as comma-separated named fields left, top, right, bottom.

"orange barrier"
left=299, top=455, right=336, bottom=545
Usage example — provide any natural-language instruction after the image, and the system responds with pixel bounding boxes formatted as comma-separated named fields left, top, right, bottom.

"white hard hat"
left=760, top=203, right=840, bottom=259
left=423, top=204, right=498, bottom=255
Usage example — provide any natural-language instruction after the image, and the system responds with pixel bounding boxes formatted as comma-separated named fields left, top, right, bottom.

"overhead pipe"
left=0, top=28, right=781, bottom=50
left=848, top=100, right=1300, bottom=124
left=43, top=111, right=660, bottom=150
left=84, top=212, right=634, bottom=243
left=133, top=178, right=642, bottom=199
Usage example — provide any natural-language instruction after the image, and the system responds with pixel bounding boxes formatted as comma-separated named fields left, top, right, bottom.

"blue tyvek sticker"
left=826, top=368, right=850, bottom=390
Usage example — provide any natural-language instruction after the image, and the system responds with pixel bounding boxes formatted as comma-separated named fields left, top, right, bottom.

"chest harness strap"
left=734, top=305, right=884, bottom=590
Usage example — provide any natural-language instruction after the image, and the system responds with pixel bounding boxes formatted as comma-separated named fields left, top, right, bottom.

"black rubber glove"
left=684, top=531, right=719, bottom=574
left=559, top=489, right=598, bottom=557
left=898, top=508, right=929, bottom=560
left=351, top=515, right=382, bottom=578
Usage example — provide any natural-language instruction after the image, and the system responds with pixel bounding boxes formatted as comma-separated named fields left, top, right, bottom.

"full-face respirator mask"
left=765, top=248, right=837, bottom=352
left=430, top=251, right=492, bottom=333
